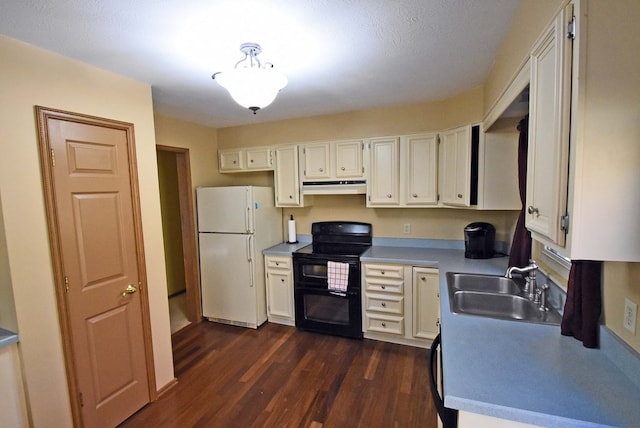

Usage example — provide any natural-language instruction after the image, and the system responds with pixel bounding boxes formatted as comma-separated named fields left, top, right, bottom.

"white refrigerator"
left=197, top=186, right=282, bottom=328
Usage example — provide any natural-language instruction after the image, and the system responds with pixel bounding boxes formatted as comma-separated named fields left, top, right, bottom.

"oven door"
left=293, top=256, right=362, bottom=339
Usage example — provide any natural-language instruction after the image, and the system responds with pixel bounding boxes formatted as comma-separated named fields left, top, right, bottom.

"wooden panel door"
left=274, top=145, right=301, bottom=206
left=302, top=142, right=331, bottom=179
left=37, top=108, right=153, bottom=427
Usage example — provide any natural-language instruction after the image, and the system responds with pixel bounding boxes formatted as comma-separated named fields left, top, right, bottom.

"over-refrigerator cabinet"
left=197, top=186, right=283, bottom=328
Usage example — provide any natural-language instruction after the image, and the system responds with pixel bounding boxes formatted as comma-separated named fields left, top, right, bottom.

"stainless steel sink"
left=447, top=272, right=522, bottom=294
left=446, top=272, right=561, bottom=325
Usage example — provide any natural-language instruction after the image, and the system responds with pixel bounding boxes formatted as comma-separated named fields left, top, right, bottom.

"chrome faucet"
left=505, top=260, right=539, bottom=300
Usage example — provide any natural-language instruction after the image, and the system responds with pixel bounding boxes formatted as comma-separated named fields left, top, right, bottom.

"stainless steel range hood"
left=301, top=180, right=366, bottom=195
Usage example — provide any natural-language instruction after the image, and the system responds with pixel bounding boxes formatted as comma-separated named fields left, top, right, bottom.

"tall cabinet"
left=526, top=0, right=640, bottom=261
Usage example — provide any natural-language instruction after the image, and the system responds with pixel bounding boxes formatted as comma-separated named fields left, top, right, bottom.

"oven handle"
left=429, top=333, right=458, bottom=428
left=329, top=291, right=347, bottom=297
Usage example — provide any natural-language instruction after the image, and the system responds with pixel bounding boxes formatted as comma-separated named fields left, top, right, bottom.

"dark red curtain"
left=561, top=261, right=602, bottom=348
left=508, top=116, right=532, bottom=268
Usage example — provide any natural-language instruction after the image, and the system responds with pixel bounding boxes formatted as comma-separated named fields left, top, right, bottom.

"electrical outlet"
left=403, top=223, right=411, bottom=234
left=623, top=298, right=637, bottom=335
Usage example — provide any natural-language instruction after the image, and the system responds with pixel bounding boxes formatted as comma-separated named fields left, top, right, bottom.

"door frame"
left=156, top=145, right=201, bottom=324
left=35, top=106, right=157, bottom=427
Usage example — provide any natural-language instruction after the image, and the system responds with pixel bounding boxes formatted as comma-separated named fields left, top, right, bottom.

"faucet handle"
left=537, top=283, right=550, bottom=311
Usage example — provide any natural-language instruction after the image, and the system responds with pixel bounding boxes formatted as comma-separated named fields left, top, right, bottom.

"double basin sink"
left=446, top=272, right=562, bottom=325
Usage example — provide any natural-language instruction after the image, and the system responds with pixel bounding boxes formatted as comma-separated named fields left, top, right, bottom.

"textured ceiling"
left=0, top=0, right=522, bottom=128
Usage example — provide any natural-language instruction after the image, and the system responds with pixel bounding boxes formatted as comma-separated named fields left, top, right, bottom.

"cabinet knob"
left=386, top=194, right=392, bottom=198
left=289, top=195, right=293, bottom=199
left=420, top=276, right=426, bottom=281
left=381, top=271, right=385, bottom=275
left=281, top=278, right=285, bottom=282
left=275, top=262, right=279, bottom=266
left=381, top=322, right=387, bottom=328
left=233, top=160, right=237, bottom=164
left=412, top=193, right=418, bottom=198
left=319, top=168, right=324, bottom=172
left=250, top=159, right=254, bottom=163
left=527, top=206, right=539, bottom=215
left=457, top=193, right=463, bottom=198
left=341, top=166, right=346, bottom=171
left=381, top=302, right=387, bottom=307
left=381, top=284, right=386, bottom=290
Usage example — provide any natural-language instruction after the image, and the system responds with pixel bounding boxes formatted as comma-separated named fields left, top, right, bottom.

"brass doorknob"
left=122, top=284, right=138, bottom=297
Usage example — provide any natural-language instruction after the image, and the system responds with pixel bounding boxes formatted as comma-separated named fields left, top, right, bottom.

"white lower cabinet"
left=412, top=267, right=440, bottom=339
left=362, top=262, right=439, bottom=347
left=264, top=255, right=294, bottom=326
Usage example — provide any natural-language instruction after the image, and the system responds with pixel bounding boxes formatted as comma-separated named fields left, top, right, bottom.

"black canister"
left=464, top=222, right=496, bottom=259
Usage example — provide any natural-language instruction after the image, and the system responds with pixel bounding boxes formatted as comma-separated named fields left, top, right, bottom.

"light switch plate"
left=623, top=298, right=637, bottom=335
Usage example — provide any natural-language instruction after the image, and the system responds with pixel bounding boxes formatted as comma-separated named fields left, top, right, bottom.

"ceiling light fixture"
left=212, top=43, right=288, bottom=114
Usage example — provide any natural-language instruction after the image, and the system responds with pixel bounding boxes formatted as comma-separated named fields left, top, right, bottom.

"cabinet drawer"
left=364, top=278, right=404, bottom=294
left=266, top=256, right=291, bottom=270
left=363, top=263, right=404, bottom=279
left=365, top=294, right=404, bottom=315
left=365, top=314, right=404, bottom=335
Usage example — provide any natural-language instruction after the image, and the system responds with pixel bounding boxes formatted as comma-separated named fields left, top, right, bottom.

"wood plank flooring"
left=120, top=321, right=437, bottom=428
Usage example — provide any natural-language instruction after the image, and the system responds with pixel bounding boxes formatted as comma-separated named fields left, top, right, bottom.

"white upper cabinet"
left=301, top=143, right=331, bottom=179
left=402, top=134, right=438, bottom=206
left=218, top=146, right=273, bottom=173
left=527, top=0, right=640, bottom=261
left=526, top=4, right=573, bottom=247
left=301, top=140, right=364, bottom=182
left=274, top=145, right=303, bottom=207
left=367, top=137, right=400, bottom=206
left=440, top=125, right=472, bottom=207
left=335, top=140, right=364, bottom=178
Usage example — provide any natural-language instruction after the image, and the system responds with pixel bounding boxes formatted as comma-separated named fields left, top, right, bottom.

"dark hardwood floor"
left=120, top=321, right=437, bottom=428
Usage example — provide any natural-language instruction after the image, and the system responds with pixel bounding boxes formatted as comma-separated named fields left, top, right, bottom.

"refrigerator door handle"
left=245, top=188, right=253, bottom=233
left=248, top=236, right=255, bottom=287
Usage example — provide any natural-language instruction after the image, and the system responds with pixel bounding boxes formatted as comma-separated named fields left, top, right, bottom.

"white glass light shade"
left=216, top=67, right=288, bottom=111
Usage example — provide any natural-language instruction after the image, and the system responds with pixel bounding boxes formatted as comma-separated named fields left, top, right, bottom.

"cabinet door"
left=335, top=140, right=363, bottom=178
left=274, top=145, right=301, bottom=206
left=218, top=149, right=244, bottom=172
left=266, top=269, right=293, bottom=319
left=526, top=5, right=572, bottom=246
left=367, top=137, right=400, bottom=206
left=302, top=143, right=331, bottom=179
left=440, top=125, right=471, bottom=207
left=246, top=147, right=273, bottom=170
left=412, top=267, right=440, bottom=340
left=404, top=134, right=438, bottom=206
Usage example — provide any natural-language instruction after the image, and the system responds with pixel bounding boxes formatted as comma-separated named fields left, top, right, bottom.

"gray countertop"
left=0, top=328, right=18, bottom=349
left=361, top=244, right=640, bottom=428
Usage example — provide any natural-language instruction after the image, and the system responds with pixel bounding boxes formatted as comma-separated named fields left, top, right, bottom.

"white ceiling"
left=0, top=0, right=522, bottom=128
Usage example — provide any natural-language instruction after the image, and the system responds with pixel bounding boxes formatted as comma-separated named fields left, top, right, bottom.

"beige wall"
left=483, top=0, right=563, bottom=113
left=0, top=194, right=19, bottom=333
left=0, top=35, right=174, bottom=426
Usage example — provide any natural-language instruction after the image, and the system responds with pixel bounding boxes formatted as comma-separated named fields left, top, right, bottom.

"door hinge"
left=64, top=276, right=70, bottom=293
left=437, top=135, right=441, bottom=144
left=79, top=392, right=84, bottom=408
left=567, top=16, right=576, bottom=39
left=560, top=214, right=570, bottom=231
left=50, top=148, right=56, bottom=167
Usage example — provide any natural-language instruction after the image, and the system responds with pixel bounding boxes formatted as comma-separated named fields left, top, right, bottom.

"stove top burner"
left=292, top=221, right=372, bottom=259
